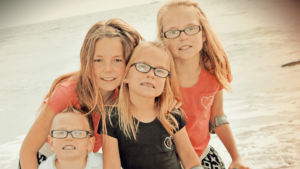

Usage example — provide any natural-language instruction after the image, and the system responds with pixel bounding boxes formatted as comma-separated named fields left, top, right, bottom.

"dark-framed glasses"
left=51, top=130, right=93, bottom=139
left=130, top=62, right=170, bottom=78
left=163, top=25, right=202, bottom=39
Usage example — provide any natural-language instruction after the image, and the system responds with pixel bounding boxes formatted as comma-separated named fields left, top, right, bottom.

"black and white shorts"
left=201, top=146, right=226, bottom=169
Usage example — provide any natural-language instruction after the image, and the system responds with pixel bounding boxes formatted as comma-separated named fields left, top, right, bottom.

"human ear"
left=87, top=136, right=95, bottom=152
left=123, top=79, right=129, bottom=83
left=48, top=135, right=55, bottom=152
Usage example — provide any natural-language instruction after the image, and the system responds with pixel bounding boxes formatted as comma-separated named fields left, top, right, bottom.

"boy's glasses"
left=51, top=130, right=93, bottom=139
left=163, top=25, right=202, bottom=39
left=130, top=62, right=170, bottom=78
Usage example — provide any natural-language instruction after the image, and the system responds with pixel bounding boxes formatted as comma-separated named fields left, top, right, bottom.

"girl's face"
left=162, top=6, right=206, bottom=61
left=126, top=46, right=168, bottom=99
left=93, top=37, right=126, bottom=95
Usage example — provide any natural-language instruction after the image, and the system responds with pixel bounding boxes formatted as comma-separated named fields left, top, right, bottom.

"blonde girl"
left=157, top=0, right=250, bottom=169
left=99, top=41, right=202, bottom=169
left=19, top=18, right=143, bottom=169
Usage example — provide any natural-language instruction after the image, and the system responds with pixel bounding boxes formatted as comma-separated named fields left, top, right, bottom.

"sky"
left=0, top=0, right=161, bottom=29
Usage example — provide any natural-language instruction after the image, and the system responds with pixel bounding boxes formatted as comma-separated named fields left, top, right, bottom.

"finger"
left=175, top=101, right=182, bottom=109
left=168, top=100, right=177, bottom=112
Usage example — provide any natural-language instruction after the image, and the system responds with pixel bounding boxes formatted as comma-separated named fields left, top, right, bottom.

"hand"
left=168, top=97, right=182, bottom=112
left=229, top=158, right=250, bottom=169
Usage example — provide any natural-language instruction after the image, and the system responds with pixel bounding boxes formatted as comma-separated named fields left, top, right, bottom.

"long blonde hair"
left=116, top=41, right=183, bottom=140
left=42, top=18, right=144, bottom=132
left=157, top=0, right=232, bottom=91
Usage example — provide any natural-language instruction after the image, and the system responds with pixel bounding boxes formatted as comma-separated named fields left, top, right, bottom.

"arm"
left=211, top=90, right=250, bottom=169
left=101, top=134, right=121, bottom=169
left=19, top=106, right=56, bottom=169
left=173, top=127, right=201, bottom=169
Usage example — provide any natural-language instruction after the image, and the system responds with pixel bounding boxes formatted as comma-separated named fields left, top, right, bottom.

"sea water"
left=0, top=0, right=299, bottom=168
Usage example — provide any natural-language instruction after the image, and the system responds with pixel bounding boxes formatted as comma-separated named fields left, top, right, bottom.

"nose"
left=146, top=68, right=155, bottom=79
left=65, top=133, right=73, bottom=140
left=104, top=62, right=113, bottom=72
left=179, top=31, right=188, bottom=41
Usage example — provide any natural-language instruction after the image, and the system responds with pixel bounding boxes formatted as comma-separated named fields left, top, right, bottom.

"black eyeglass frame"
left=130, top=62, right=171, bottom=78
left=163, top=25, right=203, bottom=39
left=51, top=130, right=93, bottom=139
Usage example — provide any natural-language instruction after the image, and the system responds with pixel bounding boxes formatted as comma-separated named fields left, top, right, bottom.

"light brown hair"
left=115, top=41, right=183, bottom=140
left=157, top=0, right=232, bottom=91
left=41, top=18, right=144, bottom=133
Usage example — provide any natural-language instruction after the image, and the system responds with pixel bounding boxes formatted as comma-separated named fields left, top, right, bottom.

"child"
left=20, top=18, right=143, bottom=169
left=39, top=106, right=103, bottom=169
left=99, top=41, right=203, bottom=169
left=157, top=0, right=250, bottom=169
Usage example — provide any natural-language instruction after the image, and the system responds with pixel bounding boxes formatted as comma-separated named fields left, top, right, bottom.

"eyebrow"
left=139, top=61, right=167, bottom=69
left=94, top=55, right=123, bottom=58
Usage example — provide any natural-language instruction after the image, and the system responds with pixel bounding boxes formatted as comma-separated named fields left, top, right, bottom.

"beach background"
left=0, top=0, right=299, bottom=168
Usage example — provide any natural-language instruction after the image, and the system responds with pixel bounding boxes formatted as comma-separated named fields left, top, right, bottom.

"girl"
left=157, top=0, right=250, bottom=169
left=99, top=41, right=203, bottom=169
left=19, top=18, right=143, bottom=169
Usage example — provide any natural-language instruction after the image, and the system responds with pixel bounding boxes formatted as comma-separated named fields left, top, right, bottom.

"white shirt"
left=38, top=151, right=103, bottom=169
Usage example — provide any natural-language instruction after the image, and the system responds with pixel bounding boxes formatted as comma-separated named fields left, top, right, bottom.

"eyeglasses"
left=51, top=130, right=93, bottom=139
left=130, top=62, right=170, bottom=78
left=163, top=25, right=202, bottom=39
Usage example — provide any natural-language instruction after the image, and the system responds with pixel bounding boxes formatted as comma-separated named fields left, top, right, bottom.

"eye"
left=73, top=131, right=82, bottom=135
left=170, top=30, right=177, bottom=34
left=156, top=69, right=164, bottom=73
left=114, top=59, right=123, bottom=62
left=188, top=26, right=195, bottom=31
left=94, top=59, right=102, bottom=62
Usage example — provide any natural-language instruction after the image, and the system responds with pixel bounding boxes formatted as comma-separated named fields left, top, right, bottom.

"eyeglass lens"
left=164, top=25, right=201, bottom=39
left=52, top=130, right=89, bottom=138
left=134, top=63, right=169, bottom=78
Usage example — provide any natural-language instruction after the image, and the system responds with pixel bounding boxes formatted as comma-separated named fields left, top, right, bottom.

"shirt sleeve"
left=171, top=109, right=187, bottom=132
left=46, top=84, right=77, bottom=114
left=218, top=73, right=233, bottom=91
left=97, top=107, right=118, bottom=138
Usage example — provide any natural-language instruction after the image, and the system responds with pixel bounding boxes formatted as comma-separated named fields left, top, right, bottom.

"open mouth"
left=179, top=45, right=192, bottom=50
left=101, top=78, right=116, bottom=82
left=140, top=82, right=155, bottom=88
left=62, top=145, right=76, bottom=150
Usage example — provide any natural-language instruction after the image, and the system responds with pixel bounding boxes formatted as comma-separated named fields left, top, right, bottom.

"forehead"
left=94, top=37, right=124, bottom=57
left=133, top=46, right=168, bottom=68
left=52, top=113, right=90, bottom=130
left=162, top=6, right=200, bottom=31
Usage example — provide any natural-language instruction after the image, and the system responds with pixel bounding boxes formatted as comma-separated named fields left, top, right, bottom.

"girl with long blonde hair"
left=99, top=41, right=202, bottom=169
left=157, top=0, right=250, bottom=169
left=19, top=18, right=143, bottom=169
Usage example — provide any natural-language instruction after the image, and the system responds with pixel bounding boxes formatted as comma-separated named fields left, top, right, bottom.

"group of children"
left=19, top=0, right=250, bottom=169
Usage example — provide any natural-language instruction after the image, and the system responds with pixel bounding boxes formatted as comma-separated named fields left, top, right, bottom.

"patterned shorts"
left=201, top=146, right=226, bottom=169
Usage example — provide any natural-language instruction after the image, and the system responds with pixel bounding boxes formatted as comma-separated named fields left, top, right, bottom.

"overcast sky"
left=0, top=0, right=160, bottom=29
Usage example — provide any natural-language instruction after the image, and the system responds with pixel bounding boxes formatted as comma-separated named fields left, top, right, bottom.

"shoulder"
left=88, top=152, right=103, bottom=168
left=38, top=154, right=56, bottom=169
left=170, top=109, right=186, bottom=129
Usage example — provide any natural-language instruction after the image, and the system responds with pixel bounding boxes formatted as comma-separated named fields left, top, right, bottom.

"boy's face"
left=48, top=113, right=95, bottom=161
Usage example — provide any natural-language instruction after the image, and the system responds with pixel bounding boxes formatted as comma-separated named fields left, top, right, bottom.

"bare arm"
left=19, top=106, right=56, bottom=169
left=173, top=127, right=201, bottom=169
left=102, top=134, right=121, bottom=169
left=211, top=90, right=250, bottom=169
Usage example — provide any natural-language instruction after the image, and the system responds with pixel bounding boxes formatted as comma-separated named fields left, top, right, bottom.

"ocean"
left=0, top=0, right=299, bottom=168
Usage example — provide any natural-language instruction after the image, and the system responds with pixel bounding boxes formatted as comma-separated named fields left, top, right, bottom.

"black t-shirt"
left=98, top=107, right=187, bottom=169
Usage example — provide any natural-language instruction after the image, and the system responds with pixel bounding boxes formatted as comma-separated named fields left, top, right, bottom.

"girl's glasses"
left=130, top=62, right=170, bottom=78
left=163, top=25, right=202, bottom=39
left=51, top=130, right=93, bottom=139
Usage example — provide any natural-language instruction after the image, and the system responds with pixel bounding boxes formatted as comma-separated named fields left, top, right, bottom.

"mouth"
left=101, top=77, right=116, bottom=82
left=179, top=45, right=192, bottom=50
left=62, top=145, right=76, bottom=150
left=140, top=82, right=155, bottom=89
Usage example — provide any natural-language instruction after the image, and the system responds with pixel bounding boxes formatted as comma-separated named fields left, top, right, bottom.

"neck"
left=129, top=92, right=156, bottom=122
left=174, top=52, right=201, bottom=77
left=101, top=90, right=114, bottom=104
left=55, top=156, right=87, bottom=169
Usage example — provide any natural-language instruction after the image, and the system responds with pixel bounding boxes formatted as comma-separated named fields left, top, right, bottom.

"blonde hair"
left=42, top=18, right=144, bottom=133
left=115, top=41, right=183, bottom=140
left=157, top=0, right=232, bottom=91
left=50, top=106, right=94, bottom=134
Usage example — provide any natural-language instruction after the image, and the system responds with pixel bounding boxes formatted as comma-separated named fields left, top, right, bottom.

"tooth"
left=63, top=146, right=75, bottom=150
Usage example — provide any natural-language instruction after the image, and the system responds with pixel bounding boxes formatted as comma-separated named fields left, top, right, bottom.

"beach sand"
left=0, top=0, right=299, bottom=168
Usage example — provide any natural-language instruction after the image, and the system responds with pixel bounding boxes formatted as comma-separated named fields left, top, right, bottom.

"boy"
left=39, top=106, right=103, bottom=169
